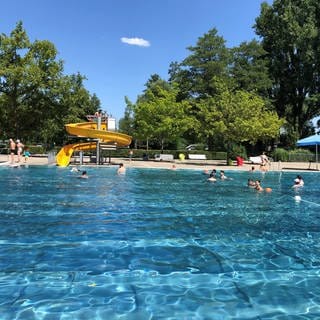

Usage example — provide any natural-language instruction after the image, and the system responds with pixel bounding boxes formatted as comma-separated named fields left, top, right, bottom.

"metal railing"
left=0, top=147, right=8, bottom=155
left=287, top=153, right=315, bottom=162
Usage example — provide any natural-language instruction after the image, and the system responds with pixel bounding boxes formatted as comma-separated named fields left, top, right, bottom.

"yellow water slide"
left=56, top=121, right=132, bottom=167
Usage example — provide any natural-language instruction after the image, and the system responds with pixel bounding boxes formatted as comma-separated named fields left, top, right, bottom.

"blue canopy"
left=296, top=134, right=320, bottom=146
left=296, top=134, right=319, bottom=169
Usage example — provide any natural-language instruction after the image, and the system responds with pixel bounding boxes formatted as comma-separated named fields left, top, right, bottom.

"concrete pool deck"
left=0, top=154, right=319, bottom=172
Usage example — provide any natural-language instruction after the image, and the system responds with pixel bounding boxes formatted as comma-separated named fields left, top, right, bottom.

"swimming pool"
left=0, top=166, right=319, bottom=319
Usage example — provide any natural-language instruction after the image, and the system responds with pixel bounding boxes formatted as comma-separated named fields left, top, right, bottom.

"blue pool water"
left=0, top=166, right=320, bottom=319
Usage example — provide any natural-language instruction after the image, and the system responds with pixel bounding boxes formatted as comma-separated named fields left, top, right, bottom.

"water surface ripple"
left=0, top=166, right=319, bottom=319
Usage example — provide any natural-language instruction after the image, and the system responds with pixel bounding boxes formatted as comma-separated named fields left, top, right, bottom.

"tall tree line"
left=120, top=0, right=320, bottom=151
left=120, top=29, right=282, bottom=152
left=0, top=22, right=100, bottom=146
left=256, top=0, right=320, bottom=141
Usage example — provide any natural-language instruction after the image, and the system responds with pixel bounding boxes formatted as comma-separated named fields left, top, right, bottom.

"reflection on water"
left=0, top=166, right=320, bottom=319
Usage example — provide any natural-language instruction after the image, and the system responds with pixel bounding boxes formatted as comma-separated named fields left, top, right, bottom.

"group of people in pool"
left=70, top=163, right=126, bottom=178
left=248, top=174, right=304, bottom=192
left=70, top=163, right=305, bottom=194
left=205, top=169, right=232, bottom=182
left=205, top=168, right=273, bottom=192
left=205, top=167, right=305, bottom=194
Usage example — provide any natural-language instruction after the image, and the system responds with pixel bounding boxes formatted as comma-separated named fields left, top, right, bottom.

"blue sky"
left=0, top=0, right=271, bottom=122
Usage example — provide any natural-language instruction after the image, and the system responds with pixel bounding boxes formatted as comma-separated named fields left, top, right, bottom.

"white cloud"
left=121, top=37, right=150, bottom=47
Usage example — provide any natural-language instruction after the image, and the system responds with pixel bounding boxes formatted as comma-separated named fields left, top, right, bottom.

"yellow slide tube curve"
left=56, top=122, right=132, bottom=167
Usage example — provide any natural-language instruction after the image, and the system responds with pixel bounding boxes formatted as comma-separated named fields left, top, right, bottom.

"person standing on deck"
left=16, top=139, right=24, bottom=162
left=9, top=139, right=16, bottom=164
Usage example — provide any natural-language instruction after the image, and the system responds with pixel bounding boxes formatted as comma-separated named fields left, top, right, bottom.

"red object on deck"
left=236, top=156, right=244, bottom=166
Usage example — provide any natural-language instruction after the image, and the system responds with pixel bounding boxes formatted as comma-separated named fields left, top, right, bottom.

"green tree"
left=169, top=28, right=231, bottom=99
left=48, top=73, right=100, bottom=145
left=168, top=28, right=234, bottom=148
left=194, top=79, right=284, bottom=159
left=0, top=21, right=32, bottom=138
left=134, top=77, right=194, bottom=150
left=255, top=0, right=320, bottom=137
left=230, top=40, right=272, bottom=99
left=118, top=96, right=135, bottom=138
left=0, top=21, right=100, bottom=146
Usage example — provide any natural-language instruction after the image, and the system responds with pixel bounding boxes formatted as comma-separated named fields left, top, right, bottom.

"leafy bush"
left=228, top=144, right=247, bottom=160
left=272, top=148, right=289, bottom=161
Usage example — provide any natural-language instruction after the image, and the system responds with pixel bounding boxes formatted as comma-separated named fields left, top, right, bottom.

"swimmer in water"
left=219, top=170, right=227, bottom=180
left=79, top=170, right=88, bottom=179
left=117, top=163, right=126, bottom=175
left=209, top=169, right=217, bottom=178
left=292, top=175, right=304, bottom=188
left=255, top=180, right=264, bottom=191
left=219, top=170, right=232, bottom=180
left=255, top=180, right=272, bottom=192
left=247, top=179, right=256, bottom=187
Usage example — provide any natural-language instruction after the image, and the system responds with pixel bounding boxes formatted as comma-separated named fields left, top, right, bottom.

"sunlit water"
left=0, top=165, right=320, bottom=319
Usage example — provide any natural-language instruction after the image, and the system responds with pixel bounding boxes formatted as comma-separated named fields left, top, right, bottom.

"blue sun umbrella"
left=296, top=134, right=320, bottom=170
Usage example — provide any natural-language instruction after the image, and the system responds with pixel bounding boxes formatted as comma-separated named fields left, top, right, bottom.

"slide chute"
left=56, top=121, right=132, bottom=167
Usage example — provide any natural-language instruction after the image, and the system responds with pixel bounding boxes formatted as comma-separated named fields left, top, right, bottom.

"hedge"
left=99, top=149, right=227, bottom=160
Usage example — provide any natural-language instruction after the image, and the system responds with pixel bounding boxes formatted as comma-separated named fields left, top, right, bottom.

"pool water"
left=0, top=166, right=320, bottom=319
